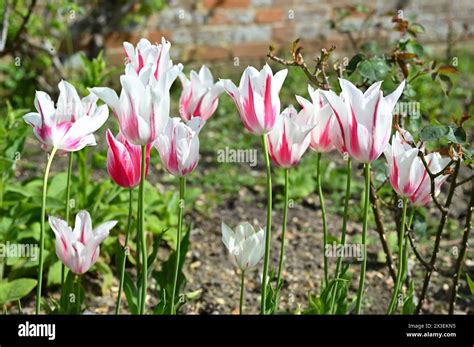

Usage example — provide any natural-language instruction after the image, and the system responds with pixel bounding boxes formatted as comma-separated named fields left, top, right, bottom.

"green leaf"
left=419, top=125, right=450, bottom=142
left=466, top=274, right=474, bottom=295
left=346, top=53, right=365, bottom=76
left=446, top=126, right=467, bottom=144
left=438, top=74, right=453, bottom=96
left=357, top=58, right=389, bottom=81
left=0, top=278, right=37, bottom=304
left=47, top=261, right=63, bottom=287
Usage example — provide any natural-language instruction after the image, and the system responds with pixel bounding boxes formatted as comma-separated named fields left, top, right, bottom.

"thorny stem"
left=369, top=173, right=397, bottom=283
left=415, top=160, right=460, bottom=314
left=448, top=176, right=473, bottom=314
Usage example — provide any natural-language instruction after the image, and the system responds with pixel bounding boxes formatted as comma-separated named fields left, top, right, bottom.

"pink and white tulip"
left=295, top=86, right=335, bottom=153
left=91, top=68, right=180, bottom=146
left=48, top=211, right=117, bottom=274
left=123, top=37, right=178, bottom=83
left=322, top=78, right=405, bottom=162
left=106, top=129, right=151, bottom=189
left=23, top=80, right=108, bottom=152
left=222, top=64, right=288, bottom=135
left=384, top=129, right=451, bottom=206
left=267, top=105, right=316, bottom=168
left=155, top=117, right=205, bottom=177
left=179, top=65, right=224, bottom=121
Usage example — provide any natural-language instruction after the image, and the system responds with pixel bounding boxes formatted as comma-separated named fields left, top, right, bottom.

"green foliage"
left=0, top=278, right=37, bottom=305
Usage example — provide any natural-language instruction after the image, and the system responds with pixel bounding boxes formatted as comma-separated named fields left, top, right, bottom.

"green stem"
left=260, top=135, right=273, bottom=315
left=75, top=274, right=81, bottom=314
left=36, top=146, right=58, bottom=314
left=387, top=197, right=408, bottom=314
left=138, top=145, right=147, bottom=314
left=115, top=189, right=133, bottom=315
left=274, top=168, right=289, bottom=312
left=330, top=157, right=352, bottom=313
left=239, top=270, right=245, bottom=315
left=61, top=152, right=74, bottom=289
left=316, top=153, right=329, bottom=286
left=355, top=162, right=370, bottom=314
left=78, top=149, right=88, bottom=207
left=171, top=177, right=186, bottom=315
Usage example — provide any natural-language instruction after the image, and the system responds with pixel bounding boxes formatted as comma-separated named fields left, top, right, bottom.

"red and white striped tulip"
left=91, top=67, right=180, bottom=145
left=222, top=64, right=288, bottom=135
left=296, top=86, right=335, bottom=153
left=23, top=81, right=108, bottom=152
left=267, top=105, right=316, bottom=168
left=123, top=37, right=179, bottom=83
left=384, top=129, right=452, bottom=206
left=48, top=210, right=117, bottom=274
left=322, top=78, right=405, bottom=162
left=179, top=65, right=224, bottom=121
left=106, top=129, right=151, bottom=189
left=155, top=117, right=205, bottom=177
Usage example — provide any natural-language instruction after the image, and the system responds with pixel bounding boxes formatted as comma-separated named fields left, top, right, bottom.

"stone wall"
left=104, top=0, right=474, bottom=66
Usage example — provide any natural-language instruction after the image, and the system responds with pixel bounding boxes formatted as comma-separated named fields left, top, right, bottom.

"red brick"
left=190, top=46, right=231, bottom=61
left=105, top=32, right=131, bottom=49
left=146, top=30, right=173, bottom=44
left=272, top=24, right=295, bottom=43
left=256, top=8, right=284, bottom=23
left=201, top=0, right=249, bottom=9
left=233, top=43, right=269, bottom=59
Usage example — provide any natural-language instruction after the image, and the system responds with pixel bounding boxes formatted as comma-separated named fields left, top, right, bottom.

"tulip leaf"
left=0, top=278, right=37, bottom=304
left=466, top=274, right=474, bottom=295
left=357, top=58, right=389, bottom=81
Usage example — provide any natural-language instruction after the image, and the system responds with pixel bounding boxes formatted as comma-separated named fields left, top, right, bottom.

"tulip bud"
left=106, top=129, right=151, bottom=189
left=221, top=222, right=265, bottom=272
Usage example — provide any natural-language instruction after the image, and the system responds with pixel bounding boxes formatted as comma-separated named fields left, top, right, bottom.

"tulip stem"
left=115, top=189, right=133, bottom=315
left=355, top=162, right=370, bottom=314
left=61, top=152, right=74, bottom=289
left=171, top=177, right=186, bottom=315
left=36, top=146, right=58, bottom=315
left=75, top=274, right=81, bottom=314
left=239, top=270, right=245, bottom=315
left=138, top=145, right=147, bottom=314
left=316, top=153, right=329, bottom=287
left=387, top=197, right=407, bottom=314
left=260, top=135, right=273, bottom=315
left=274, top=168, right=289, bottom=312
left=388, top=206, right=415, bottom=314
left=330, top=157, right=352, bottom=314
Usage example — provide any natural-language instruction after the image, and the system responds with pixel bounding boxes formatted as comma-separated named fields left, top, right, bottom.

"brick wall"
left=104, top=0, right=474, bottom=67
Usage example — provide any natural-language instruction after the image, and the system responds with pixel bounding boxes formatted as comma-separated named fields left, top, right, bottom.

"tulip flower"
left=222, top=221, right=265, bottom=314
left=178, top=65, right=224, bottom=121
left=155, top=117, right=205, bottom=177
left=322, top=78, right=405, bottom=313
left=267, top=105, right=316, bottom=169
left=154, top=116, right=204, bottom=314
left=296, top=86, right=335, bottom=153
left=106, top=129, right=151, bottom=189
left=123, top=37, right=177, bottom=83
left=91, top=69, right=180, bottom=146
left=23, top=80, right=109, bottom=314
left=222, top=64, right=288, bottom=135
left=321, top=78, right=405, bottom=163
left=48, top=210, right=116, bottom=274
left=384, top=129, right=451, bottom=207
left=222, top=64, right=287, bottom=313
left=23, top=80, right=109, bottom=152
